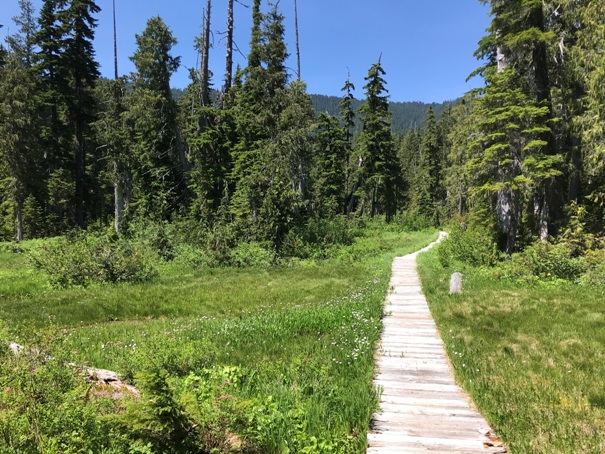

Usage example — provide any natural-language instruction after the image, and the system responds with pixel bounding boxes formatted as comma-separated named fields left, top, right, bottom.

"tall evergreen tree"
left=0, top=48, right=44, bottom=240
left=575, top=0, right=605, bottom=226
left=33, top=0, right=100, bottom=228
left=443, top=96, right=476, bottom=218
left=62, top=0, right=101, bottom=227
left=339, top=74, right=355, bottom=212
left=314, top=112, right=347, bottom=216
left=468, top=68, right=561, bottom=254
left=475, top=0, right=563, bottom=242
left=397, top=127, right=420, bottom=209
left=127, top=16, right=183, bottom=219
left=229, top=1, right=313, bottom=248
left=33, top=0, right=72, bottom=231
left=6, top=0, right=38, bottom=67
left=352, top=59, right=399, bottom=220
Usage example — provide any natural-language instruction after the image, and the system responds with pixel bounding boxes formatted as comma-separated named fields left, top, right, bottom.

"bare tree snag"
left=200, top=0, right=212, bottom=107
left=294, top=0, right=301, bottom=80
left=112, top=0, right=125, bottom=233
left=112, top=0, right=118, bottom=80
left=221, top=0, right=234, bottom=101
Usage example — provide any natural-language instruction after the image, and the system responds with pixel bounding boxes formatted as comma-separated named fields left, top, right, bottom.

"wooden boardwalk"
left=367, top=233, right=506, bottom=453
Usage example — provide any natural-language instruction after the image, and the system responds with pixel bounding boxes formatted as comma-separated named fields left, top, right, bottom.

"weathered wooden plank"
left=372, top=412, right=488, bottom=427
left=375, top=380, right=461, bottom=392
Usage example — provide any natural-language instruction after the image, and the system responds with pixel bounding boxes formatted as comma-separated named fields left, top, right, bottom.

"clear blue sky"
left=2, top=0, right=491, bottom=103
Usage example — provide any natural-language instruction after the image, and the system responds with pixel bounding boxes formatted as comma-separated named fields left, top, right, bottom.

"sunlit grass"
left=1, top=226, right=438, bottom=452
left=418, top=247, right=605, bottom=453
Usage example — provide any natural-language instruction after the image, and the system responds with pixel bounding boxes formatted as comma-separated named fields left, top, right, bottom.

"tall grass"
left=0, top=224, right=438, bottom=453
left=418, top=247, right=605, bottom=453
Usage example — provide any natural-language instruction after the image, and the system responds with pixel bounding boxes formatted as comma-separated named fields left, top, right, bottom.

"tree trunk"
left=112, top=0, right=118, bottom=80
left=200, top=0, right=211, bottom=107
left=220, top=0, right=234, bottom=103
left=15, top=201, right=23, bottom=242
left=294, top=0, right=301, bottom=80
left=75, top=102, right=86, bottom=228
left=114, top=168, right=124, bottom=234
left=497, top=45, right=507, bottom=73
left=497, top=187, right=517, bottom=255
left=568, top=136, right=581, bottom=202
left=112, top=0, right=122, bottom=233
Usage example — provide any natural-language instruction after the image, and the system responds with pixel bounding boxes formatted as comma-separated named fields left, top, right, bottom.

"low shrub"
left=498, top=241, right=585, bottom=283
left=391, top=211, right=434, bottom=232
left=0, top=242, right=25, bottom=254
left=171, top=244, right=214, bottom=270
left=31, top=232, right=158, bottom=288
left=438, top=224, right=499, bottom=268
left=282, top=215, right=360, bottom=259
left=229, top=241, right=274, bottom=268
left=579, top=249, right=605, bottom=286
left=0, top=330, right=132, bottom=453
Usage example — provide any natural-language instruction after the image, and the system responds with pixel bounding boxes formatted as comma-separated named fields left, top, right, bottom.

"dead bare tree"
left=221, top=0, right=234, bottom=100
left=199, top=0, right=212, bottom=107
left=294, top=0, right=301, bottom=80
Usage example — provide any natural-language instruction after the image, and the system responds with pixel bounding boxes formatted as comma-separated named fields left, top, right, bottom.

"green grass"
left=0, top=226, right=438, bottom=453
left=418, top=247, right=605, bottom=454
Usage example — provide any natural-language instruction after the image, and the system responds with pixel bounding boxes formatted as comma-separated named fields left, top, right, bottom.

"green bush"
left=498, top=241, right=585, bottom=282
left=438, top=224, right=499, bottom=268
left=229, top=241, right=274, bottom=268
left=31, top=233, right=158, bottom=288
left=172, top=244, right=214, bottom=270
left=392, top=211, right=434, bottom=232
left=282, top=216, right=360, bottom=259
left=579, top=249, right=605, bottom=286
left=0, top=331, right=132, bottom=453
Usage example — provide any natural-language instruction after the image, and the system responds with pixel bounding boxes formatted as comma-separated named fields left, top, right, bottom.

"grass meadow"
left=418, top=247, right=605, bottom=453
left=0, top=226, right=437, bottom=453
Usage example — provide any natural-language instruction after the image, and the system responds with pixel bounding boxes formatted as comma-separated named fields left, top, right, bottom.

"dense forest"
left=1, top=0, right=605, bottom=271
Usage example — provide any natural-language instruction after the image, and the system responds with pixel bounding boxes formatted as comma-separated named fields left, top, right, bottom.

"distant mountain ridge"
left=171, top=88, right=451, bottom=134
left=310, top=94, right=452, bottom=134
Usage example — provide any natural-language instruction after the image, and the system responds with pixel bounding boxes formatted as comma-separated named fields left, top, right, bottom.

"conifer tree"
left=397, top=127, right=420, bottom=209
left=0, top=1, right=45, bottom=240
left=0, top=48, right=44, bottom=240
left=62, top=0, right=101, bottom=227
left=93, top=77, right=130, bottom=232
left=33, top=0, right=72, bottom=230
left=6, top=0, right=38, bottom=67
left=352, top=60, right=399, bottom=220
left=33, top=0, right=101, bottom=228
left=444, top=96, right=476, bottom=217
left=219, top=0, right=234, bottom=102
left=468, top=68, right=561, bottom=254
left=575, top=0, right=605, bottom=223
left=418, top=107, right=445, bottom=224
left=314, top=112, right=347, bottom=216
left=476, top=0, right=562, bottom=242
left=229, top=1, right=313, bottom=248
left=127, top=16, right=182, bottom=219
left=339, top=74, right=355, bottom=212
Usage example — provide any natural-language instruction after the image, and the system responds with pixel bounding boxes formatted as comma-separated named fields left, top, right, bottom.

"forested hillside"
left=311, top=94, right=449, bottom=133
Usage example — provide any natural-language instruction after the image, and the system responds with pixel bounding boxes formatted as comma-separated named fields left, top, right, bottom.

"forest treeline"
left=1, top=0, right=605, bottom=262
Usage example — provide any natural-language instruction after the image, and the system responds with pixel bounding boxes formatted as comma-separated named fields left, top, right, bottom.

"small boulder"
left=449, top=272, right=463, bottom=295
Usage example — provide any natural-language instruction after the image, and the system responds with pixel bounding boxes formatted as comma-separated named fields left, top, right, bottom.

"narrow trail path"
left=367, top=233, right=506, bottom=453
